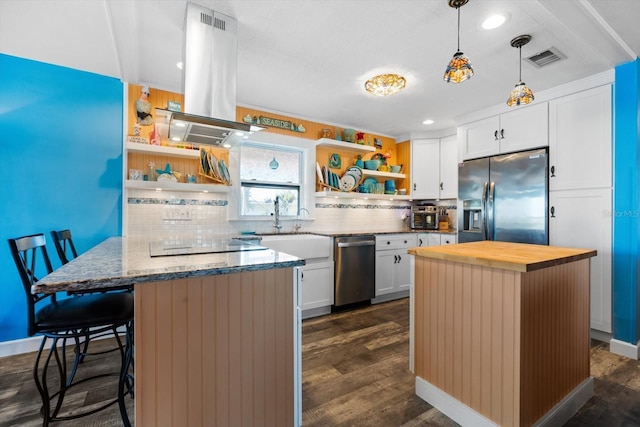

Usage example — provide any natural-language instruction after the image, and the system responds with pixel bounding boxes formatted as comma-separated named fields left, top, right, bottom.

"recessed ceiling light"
left=176, top=61, right=183, bottom=70
left=482, top=14, right=506, bottom=30
left=422, top=119, right=434, bottom=125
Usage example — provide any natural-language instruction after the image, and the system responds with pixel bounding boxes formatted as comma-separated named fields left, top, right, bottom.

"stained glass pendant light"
left=507, top=35, right=535, bottom=106
left=443, top=0, right=474, bottom=83
left=365, top=73, right=407, bottom=96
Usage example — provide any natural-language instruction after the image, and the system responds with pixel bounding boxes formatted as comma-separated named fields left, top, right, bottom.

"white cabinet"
left=411, top=135, right=458, bottom=200
left=416, top=233, right=457, bottom=247
left=547, top=84, right=613, bottom=333
left=439, top=135, right=458, bottom=199
left=375, top=234, right=417, bottom=297
left=459, top=103, right=548, bottom=160
left=549, top=188, right=612, bottom=332
left=298, top=261, right=334, bottom=311
left=440, top=234, right=457, bottom=245
left=549, top=85, right=612, bottom=191
left=411, top=139, right=440, bottom=199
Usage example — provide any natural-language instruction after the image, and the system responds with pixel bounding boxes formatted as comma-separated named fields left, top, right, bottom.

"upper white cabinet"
left=548, top=85, right=612, bottom=191
left=411, top=139, right=440, bottom=199
left=459, top=103, right=548, bottom=160
left=439, top=135, right=458, bottom=199
left=411, top=135, right=458, bottom=200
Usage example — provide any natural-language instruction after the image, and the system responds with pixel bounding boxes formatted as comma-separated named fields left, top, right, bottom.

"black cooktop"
left=149, top=238, right=267, bottom=257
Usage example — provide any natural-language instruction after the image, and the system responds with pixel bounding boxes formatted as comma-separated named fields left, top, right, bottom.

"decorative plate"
left=219, top=158, right=231, bottom=184
left=344, top=166, right=363, bottom=185
left=208, top=152, right=220, bottom=179
left=322, top=166, right=328, bottom=185
left=340, top=174, right=357, bottom=192
left=200, top=149, right=210, bottom=175
left=316, top=162, right=324, bottom=184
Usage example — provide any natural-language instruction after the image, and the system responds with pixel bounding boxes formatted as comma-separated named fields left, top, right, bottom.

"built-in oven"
left=410, top=206, right=438, bottom=230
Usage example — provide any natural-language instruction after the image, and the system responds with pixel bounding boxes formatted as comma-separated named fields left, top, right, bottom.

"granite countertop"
left=33, top=237, right=305, bottom=295
left=278, top=228, right=457, bottom=237
left=407, top=241, right=597, bottom=272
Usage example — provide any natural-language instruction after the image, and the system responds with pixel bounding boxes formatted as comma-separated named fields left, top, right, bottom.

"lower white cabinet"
left=417, top=233, right=457, bottom=247
left=298, top=261, right=334, bottom=311
left=549, top=188, right=612, bottom=332
left=375, top=234, right=417, bottom=297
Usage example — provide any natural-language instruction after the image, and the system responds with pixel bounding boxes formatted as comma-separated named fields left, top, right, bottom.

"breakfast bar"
left=34, top=237, right=305, bottom=427
left=408, top=241, right=597, bottom=427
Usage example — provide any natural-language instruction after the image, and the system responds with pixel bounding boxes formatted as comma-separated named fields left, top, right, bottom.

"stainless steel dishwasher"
left=334, top=235, right=376, bottom=307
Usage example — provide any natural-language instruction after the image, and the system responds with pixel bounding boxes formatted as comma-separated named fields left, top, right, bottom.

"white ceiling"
left=1, top=0, right=638, bottom=138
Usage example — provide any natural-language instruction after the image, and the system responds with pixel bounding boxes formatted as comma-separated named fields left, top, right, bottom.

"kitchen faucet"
left=294, top=208, right=310, bottom=233
left=273, top=196, right=282, bottom=233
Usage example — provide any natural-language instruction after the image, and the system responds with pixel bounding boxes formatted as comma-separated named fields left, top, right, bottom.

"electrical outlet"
left=162, top=208, right=192, bottom=221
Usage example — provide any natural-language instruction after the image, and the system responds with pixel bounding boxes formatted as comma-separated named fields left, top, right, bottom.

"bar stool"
left=50, top=229, right=134, bottom=363
left=8, top=233, right=134, bottom=426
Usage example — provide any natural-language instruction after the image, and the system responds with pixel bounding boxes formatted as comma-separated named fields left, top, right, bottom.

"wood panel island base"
left=408, top=241, right=597, bottom=427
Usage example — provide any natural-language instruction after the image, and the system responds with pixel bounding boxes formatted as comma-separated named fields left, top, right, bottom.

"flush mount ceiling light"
left=507, top=34, right=535, bottom=107
left=444, top=0, right=474, bottom=84
left=364, top=73, right=407, bottom=96
left=422, top=119, right=435, bottom=125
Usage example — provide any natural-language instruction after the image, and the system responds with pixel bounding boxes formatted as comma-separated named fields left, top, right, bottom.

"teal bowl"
left=363, top=159, right=381, bottom=170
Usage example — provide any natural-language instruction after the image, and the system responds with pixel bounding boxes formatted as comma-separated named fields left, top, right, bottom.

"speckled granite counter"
left=264, top=228, right=457, bottom=237
left=33, top=236, right=305, bottom=295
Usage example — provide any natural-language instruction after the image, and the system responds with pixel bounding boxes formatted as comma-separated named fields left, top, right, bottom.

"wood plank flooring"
left=1, top=298, right=640, bottom=426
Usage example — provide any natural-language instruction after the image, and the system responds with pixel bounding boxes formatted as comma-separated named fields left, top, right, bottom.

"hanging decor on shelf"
left=506, top=34, right=535, bottom=107
left=443, top=0, right=474, bottom=84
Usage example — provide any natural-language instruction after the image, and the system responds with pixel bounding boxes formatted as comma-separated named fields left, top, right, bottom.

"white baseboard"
left=0, top=326, right=128, bottom=359
left=590, top=329, right=612, bottom=344
left=532, top=377, right=593, bottom=427
left=372, top=290, right=410, bottom=304
left=415, top=375, right=593, bottom=427
left=0, top=336, right=43, bottom=358
left=415, top=376, right=498, bottom=427
left=609, top=338, right=640, bottom=359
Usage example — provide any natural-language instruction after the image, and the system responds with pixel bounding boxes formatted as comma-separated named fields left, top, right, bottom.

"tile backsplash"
left=125, top=189, right=420, bottom=238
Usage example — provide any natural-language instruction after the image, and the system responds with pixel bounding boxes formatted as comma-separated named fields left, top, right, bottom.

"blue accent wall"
left=0, top=54, right=123, bottom=342
left=612, top=58, right=640, bottom=344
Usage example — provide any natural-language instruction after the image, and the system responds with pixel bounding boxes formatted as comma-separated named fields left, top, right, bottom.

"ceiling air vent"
left=200, top=12, right=212, bottom=26
left=525, top=47, right=566, bottom=68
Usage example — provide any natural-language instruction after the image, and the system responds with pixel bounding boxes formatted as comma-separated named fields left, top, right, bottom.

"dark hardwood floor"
left=1, top=298, right=639, bottom=426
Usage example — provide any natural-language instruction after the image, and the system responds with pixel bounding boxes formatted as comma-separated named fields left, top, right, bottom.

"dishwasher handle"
left=337, top=240, right=376, bottom=248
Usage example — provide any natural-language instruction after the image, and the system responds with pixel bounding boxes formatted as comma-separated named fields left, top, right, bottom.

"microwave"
left=410, top=206, right=438, bottom=230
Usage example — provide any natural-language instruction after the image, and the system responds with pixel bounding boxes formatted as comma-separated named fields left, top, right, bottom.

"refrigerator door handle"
left=482, top=182, right=489, bottom=240
left=488, top=182, right=496, bottom=240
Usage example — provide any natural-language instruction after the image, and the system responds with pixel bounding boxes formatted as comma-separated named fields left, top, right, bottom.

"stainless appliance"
left=334, top=236, right=376, bottom=307
left=410, top=206, right=439, bottom=230
left=159, top=3, right=261, bottom=147
left=458, top=148, right=548, bottom=245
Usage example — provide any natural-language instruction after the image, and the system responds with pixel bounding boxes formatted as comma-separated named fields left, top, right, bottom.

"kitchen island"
left=407, top=241, right=596, bottom=427
left=34, top=237, right=305, bottom=427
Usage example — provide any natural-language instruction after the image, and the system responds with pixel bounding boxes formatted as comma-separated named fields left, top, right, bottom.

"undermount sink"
left=258, top=234, right=331, bottom=259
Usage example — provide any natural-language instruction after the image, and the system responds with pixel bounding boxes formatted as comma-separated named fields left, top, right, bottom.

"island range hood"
left=164, top=3, right=259, bottom=147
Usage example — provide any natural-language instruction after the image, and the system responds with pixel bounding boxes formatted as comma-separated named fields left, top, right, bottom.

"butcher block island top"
left=410, top=241, right=597, bottom=427
left=407, top=240, right=596, bottom=272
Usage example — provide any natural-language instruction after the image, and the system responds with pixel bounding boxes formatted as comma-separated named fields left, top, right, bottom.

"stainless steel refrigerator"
left=458, top=148, right=548, bottom=245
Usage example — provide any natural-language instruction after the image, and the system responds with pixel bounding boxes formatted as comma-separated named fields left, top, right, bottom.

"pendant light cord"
left=457, top=6, right=460, bottom=51
left=518, top=45, right=522, bottom=82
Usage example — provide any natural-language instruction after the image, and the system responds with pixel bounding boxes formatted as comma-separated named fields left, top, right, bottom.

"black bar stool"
left=50, top=229, right=134, bottom=363
left=8, top=233, right=134, bottom=426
